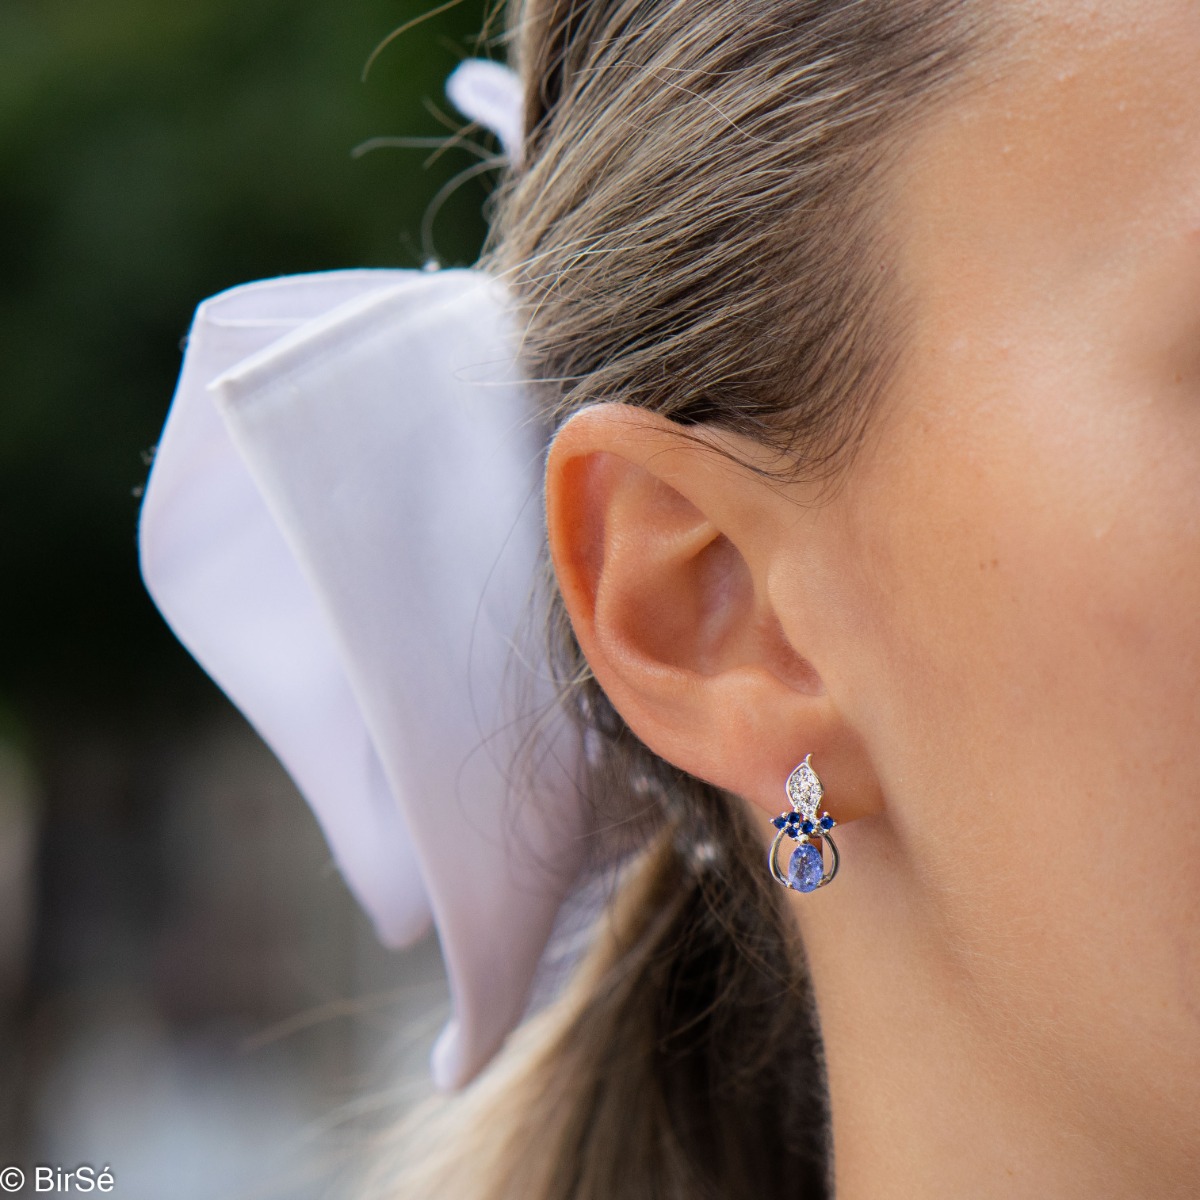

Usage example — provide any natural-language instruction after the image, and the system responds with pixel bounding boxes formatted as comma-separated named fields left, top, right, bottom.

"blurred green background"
left=0, top=1, right=493, bottom=1194
left=2, top=0, right=490, bottom=723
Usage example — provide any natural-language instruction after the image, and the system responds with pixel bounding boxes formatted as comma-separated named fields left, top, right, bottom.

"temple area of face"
left=890, top=0, right=1200, bottom=388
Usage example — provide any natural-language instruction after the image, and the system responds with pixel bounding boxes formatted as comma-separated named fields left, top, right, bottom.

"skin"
left=543, top=4, right=1200, bottom=1198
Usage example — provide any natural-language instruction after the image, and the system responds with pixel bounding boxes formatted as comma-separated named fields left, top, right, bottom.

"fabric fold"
left=139, top=268, right=589, bottom=1089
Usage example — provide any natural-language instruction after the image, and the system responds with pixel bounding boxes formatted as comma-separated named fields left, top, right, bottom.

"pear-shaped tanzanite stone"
left=788, top=843, right=824, bottom=893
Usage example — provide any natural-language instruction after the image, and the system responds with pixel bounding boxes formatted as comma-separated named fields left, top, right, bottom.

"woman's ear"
left=544, top=402, right=880, bottom=824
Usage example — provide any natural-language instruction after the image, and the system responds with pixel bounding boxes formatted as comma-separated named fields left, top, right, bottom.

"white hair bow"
left=141, top=64, right=598, bottom=1091
left=139, top=64, right=602, bottom=1092
left=139, top=266, right=592, bottom=1092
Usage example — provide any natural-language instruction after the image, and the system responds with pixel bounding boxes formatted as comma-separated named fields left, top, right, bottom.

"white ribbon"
left=446, top=59, right=525, bottom=167
left=139, top=268, right=591, bottom=1090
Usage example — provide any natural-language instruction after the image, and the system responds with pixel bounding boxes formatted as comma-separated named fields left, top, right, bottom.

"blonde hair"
left=366, top=2, right=989, bottom=1196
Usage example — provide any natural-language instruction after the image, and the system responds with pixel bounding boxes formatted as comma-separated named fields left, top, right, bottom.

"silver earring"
left=768, top=754, right=839, bottom=892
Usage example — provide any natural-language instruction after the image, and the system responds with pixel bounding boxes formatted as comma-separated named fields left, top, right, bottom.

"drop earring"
left=769, top=754, right=839, bottom=892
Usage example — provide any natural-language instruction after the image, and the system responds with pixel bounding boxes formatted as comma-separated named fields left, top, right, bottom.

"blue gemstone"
left=787, top=843, right=824, bottom=892
left=801, top=819, right=814, bottom=835
left=772, top=816, right=787, bottom=829
left=819, top=815, right=835, bottom=830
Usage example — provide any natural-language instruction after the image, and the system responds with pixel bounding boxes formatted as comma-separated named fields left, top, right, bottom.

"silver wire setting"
left=768, top=754, right=839, bottom=893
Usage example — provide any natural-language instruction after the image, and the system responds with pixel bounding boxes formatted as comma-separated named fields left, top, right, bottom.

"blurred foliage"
left=0, top=0, right=493, bottom=725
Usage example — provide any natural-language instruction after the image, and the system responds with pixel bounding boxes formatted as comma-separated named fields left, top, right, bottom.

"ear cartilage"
left=768, top=754, right=839, bottom=892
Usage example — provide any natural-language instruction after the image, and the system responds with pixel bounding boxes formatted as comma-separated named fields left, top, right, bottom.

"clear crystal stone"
left=785, top=758, right=823, bottom=820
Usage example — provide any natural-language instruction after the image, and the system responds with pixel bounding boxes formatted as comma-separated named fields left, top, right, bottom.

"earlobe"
left=544, top=402, right=880, bottom=825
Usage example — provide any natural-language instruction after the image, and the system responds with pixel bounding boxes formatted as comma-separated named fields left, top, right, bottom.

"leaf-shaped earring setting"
left=769, top=754, right=840, bottom=893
